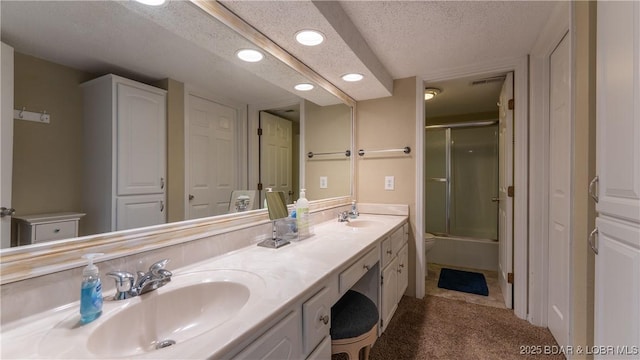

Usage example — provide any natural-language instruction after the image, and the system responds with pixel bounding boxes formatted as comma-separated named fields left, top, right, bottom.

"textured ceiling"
left=222, top=0, right=557, bottom=108
left=0, top=1, right=342, bottom=107
left=1, top=0, right=560, bottom=111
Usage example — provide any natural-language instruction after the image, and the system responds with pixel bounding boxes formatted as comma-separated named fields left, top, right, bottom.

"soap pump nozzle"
left=82, top=253, right=104, bottom=276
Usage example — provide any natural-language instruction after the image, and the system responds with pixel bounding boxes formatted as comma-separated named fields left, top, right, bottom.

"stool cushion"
left=331, top=290, right=379, bottom=340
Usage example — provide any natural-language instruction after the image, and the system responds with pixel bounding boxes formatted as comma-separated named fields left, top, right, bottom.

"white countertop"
left=0, top=214, right=407, bottom=359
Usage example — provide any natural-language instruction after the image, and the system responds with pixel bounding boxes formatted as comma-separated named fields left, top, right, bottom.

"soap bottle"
left=349, top=200, right=359, bottom=219
left=296, top=189, right=311, bottom=238
left=80, top=253, right=104, bottom=324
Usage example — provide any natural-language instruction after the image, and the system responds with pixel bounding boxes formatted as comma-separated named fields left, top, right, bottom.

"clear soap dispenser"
left=80, top=253, right=104, bottom=324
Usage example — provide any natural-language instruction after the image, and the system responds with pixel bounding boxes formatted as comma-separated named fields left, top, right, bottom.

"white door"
left=0, top=42, right=14, bottom=248
left=260, top=112, right=292, bottom=204
left=547, top=32, right=571, bottom=349
left=116, top=194, right=165, bottom=231
left=187, top=95, right=237, bottom=219
left=116, top=83, right=166, bottom=196
left=594, top=2, right=640, bottom=356
left=498, top=72, right=514, bottom=308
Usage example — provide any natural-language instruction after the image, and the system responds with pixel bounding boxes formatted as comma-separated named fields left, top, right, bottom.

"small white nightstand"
left=12, top=212, right=86, bottom=246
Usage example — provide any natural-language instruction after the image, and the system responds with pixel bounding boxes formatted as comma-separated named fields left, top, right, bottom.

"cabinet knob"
left=0, top=207, right=16, bottom=217
left=399, top=263, right=404, bottom=268
left=160, top=201, right=165, bottom=212
left=319, top=315, right=329, bottom=325
left=386, top=249, right=392, bottom=255
left=189, top=194, right=195, bottom=200
left=160, top=177, right=165, bottom=190
left=53, top=229, right=60, bottom=233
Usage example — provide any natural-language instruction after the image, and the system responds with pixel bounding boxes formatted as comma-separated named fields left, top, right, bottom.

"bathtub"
left=426, top=235, right=498, bottom=271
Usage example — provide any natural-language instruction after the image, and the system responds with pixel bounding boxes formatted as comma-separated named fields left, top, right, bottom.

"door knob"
left=0, top=207, right=16, bottom=217
left=188, top=194, right=194, bottom=200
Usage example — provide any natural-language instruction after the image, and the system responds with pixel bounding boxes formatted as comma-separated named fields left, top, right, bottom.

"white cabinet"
left=116, top=83, right=166, bottom=196
left=12, top=212, right=85, bottom=246
left=81, top=74, right=166, bottom=234
left=380, top=224, right=408, bottom=333
left=302, top=287, right=331, bottom=357
left=232, top=311, right=302, bottom=360
left=594, top=2, right=640, bottom=356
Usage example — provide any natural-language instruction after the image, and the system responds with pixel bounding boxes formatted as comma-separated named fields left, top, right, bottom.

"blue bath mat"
left=437, top=268, right=489, bottom=296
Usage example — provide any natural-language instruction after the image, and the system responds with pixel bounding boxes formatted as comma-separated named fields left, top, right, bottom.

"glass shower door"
left=425, top=129, right=448, bottom=235
left=449, top=126, right=498, bottom=240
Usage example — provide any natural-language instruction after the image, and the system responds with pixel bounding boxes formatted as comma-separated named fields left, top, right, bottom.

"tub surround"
left=1, top=202, right=408, bottom=359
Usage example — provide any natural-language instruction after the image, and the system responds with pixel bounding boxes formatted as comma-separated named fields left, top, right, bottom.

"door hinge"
left=508, top=272, right=514, bottom=284
left=381, top=275, right=384, bottom=286
left=257, top=183, right=263, bottom=191
left=507, top=186, right=514, bottom=197
left=257, top=128, right=263, bottom=136
left=380, top=319, right=384, bottom=328
left=508, top=99, right=514, bottom=110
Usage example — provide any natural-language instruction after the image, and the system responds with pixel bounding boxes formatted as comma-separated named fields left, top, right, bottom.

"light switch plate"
left=385, top=176, right=395, bottom=190
left=320, top=176, right=328, bottom=189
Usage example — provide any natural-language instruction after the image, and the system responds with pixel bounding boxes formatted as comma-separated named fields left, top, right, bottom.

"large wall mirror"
left=0, top=0, right=353, bottom=249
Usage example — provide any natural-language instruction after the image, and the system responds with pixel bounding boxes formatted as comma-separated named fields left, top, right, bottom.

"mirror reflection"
left=0, top=0, right=352, bottom=248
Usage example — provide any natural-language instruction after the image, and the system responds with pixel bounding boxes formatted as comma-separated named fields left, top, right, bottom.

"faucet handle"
left=149, top=259, right=170, bottom=276
left=106, top=271, right=135, bottom=300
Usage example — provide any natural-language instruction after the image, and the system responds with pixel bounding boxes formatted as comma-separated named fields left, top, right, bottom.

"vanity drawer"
left=390, top=225, right=406, bottom=255
left=302, top=287, right=331, bottom=356
left=381, top=236, right=393, bottom=268
left=34, top=221, right=77, bottom=242
left=339, top=247, right=378, bottom=294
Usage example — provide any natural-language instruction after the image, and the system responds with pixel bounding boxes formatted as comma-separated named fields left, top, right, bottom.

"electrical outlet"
left=320, top=176, right=328, bottom=189
left=385, top=176, right=395, bottom=190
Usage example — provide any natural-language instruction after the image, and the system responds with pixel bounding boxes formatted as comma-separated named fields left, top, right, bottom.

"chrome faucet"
left=107, top=259, right=172, bottom=300
left=338, top=211, right=350, bottom=222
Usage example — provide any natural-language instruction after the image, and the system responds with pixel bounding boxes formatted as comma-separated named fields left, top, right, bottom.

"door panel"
left=498, top=72, right=514, bottom=309
left=116, top=194, right=165, bottom=231
left=116, top=84, right=166, bottom=196
left=547, top=32, right=571, bottom=349
left=595, top=2, right=640, bottom=356
left=260, top=112, right=292, bottom=203
left=187, top=95, right=237, bottom=219
left=596, top=2, right=640, bottom=225
left=1, top=42, right=14, bottom=248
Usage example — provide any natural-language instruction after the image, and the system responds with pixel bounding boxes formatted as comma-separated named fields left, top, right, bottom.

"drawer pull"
left=53, top=229, right=60, bottom=233
left=319, top=315, right=329, bottom=325
left=399, top=263, right=405, bottom=268
left=386, top=249, right=392, bottom=255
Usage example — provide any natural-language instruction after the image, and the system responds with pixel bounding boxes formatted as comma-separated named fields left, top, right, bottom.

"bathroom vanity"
left=0, top=204, right=409, bottom=359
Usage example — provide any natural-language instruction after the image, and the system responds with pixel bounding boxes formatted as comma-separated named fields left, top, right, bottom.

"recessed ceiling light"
left=295, top=30, right=325, bottom=46
left=294, top=83, right=314, bottom=91
left=341, top=73, right=364, bottom=82
left=134, top=0, right=167, bottom=6
left=236, top=49, right=264, bottom=63
left=424, top=88, right=441, bottom=101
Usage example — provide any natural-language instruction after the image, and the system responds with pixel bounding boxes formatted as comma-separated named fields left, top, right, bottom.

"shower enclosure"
left=425, top=121, right=499, bottom=240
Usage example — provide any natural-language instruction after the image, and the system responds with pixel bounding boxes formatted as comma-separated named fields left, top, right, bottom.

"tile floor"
left=426, top=262, right=507, bottom=309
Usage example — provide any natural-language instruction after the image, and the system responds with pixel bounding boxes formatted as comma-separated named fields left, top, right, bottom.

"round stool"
left=331, top=290, right=379, bottom=360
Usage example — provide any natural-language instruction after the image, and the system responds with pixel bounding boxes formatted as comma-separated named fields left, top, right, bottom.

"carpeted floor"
left=369, top=295, right=565, bottom=360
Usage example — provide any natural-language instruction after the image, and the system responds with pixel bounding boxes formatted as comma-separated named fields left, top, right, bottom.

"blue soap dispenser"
left=80, top=253, right=104, bottom=324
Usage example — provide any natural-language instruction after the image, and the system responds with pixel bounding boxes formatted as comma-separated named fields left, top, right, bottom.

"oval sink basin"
left=39, top=270, right=264, bottom=358
left=345, top=220, right=378, bottom=228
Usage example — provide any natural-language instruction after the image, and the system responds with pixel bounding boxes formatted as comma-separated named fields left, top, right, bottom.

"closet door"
left=116, top=194, right=165, bottom=231
left=594, top=2, right=640, bottom=356
left=116, top=83, right=166, bottom=196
